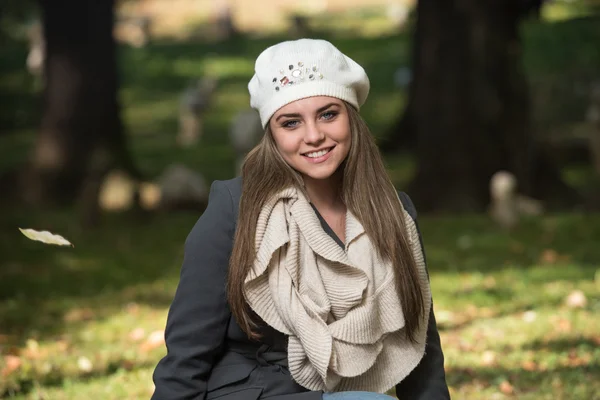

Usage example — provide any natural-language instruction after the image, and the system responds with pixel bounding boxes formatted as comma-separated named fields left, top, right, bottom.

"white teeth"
left=305, top=148, right=331, bottom=158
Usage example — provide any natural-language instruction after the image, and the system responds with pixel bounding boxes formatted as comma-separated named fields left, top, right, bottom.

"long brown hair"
left=227, top=103, right=425, bottom=343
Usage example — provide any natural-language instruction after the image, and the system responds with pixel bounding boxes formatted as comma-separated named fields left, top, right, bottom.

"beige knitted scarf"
left=243, top=187, right=432, bottom=393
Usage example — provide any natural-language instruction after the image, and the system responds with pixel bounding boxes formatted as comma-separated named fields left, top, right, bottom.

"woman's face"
left=269, top=96, right=351, bottom=182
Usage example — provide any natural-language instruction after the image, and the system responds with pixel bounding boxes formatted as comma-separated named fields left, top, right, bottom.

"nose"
left=303, top=121, right=325, bottom=144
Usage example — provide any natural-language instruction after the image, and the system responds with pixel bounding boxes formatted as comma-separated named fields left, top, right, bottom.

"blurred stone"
left=157, top=163, right=208, bottom=210
left=98, top=170, right=136, bottom=211
left=139, top=182, right=162, bottom=210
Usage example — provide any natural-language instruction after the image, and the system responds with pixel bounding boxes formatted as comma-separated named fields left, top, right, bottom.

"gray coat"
left=151, top=177, right=450, bottom=400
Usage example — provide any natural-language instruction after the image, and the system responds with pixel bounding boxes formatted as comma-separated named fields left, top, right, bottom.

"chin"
left=299, top=166, right=340, bottom=181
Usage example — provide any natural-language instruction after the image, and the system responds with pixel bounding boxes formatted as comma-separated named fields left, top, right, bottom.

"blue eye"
left=282, top=120, right=299, bottom=128
left=321, top=111, right=338, bottom=120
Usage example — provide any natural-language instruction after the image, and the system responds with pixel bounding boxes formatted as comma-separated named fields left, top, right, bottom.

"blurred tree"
left=21, top=0, right=140, bottom=223
left=383, top=0, right=580, bottom=212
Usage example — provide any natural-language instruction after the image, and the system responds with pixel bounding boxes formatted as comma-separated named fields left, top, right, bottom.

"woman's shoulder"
left=210, top=176, right=242, bottom=220
left=396, top=190, right=417, bottom=222
left=212, top=177, right=242, bottom=201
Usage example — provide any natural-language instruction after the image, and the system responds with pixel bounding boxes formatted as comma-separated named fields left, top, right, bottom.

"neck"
left=303, top=172, right=344, bottom=211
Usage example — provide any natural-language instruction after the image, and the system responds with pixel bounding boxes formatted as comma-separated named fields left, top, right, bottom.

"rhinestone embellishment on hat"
left=272, top=61, right=323, bottom=91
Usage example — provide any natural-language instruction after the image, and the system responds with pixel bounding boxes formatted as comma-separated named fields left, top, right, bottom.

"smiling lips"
left=302, top=146, right=335, bottom=163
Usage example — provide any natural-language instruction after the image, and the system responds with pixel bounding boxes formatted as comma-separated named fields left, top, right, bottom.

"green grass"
left=1, top=7, right=600, bottom=400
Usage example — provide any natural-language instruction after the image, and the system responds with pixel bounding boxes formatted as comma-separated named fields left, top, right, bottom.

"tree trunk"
left=22, top=0, right=138, bottom=212
left=395, top=0, right=578, bottom=212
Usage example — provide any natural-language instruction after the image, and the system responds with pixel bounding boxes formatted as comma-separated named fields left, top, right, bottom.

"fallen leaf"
left=129, top=328, right=146, bottom=342
left=522, top=310, right=537, bottom=323
left=56, top=339, right=70, bottom=352
left=125, top=302, right=140, bottom=315
left=23, top=339, right=42, bottom=359
left=482, top=277, right=497, bottom=289
left=1, top=355, right=21, bottom=376
left=555, top=318, right=572, bottom=333
left=18, top=228, right=73, bottom=247
left=521, top=360, right=537, bottom=371
left=499, top=380, right=514, bottom=395
left=64, top=308, right=95, bottom=322
left=481, top=351, right=496, bottom=366
left=539, top=249, right=558, bottom=264
left=77, top=356, right=93, bottom=373
left=121, top=359, right=135, bottom=371
left=140, top=330, right=165, bottom=352
left=564, top=290, right=587, bottom=309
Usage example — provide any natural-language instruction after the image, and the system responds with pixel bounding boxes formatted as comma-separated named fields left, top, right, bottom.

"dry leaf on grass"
left=1, top=355, right=21, bottom=377
left=522, top=310, right=537, bottom=323
left=129, top=327, right=146, bottom=342
left=481, top=351, right=496, bottom=366
left=77, top=356, right=93, bottom=373
left=499, top=380, right=514, bottom=395
left=64, top=308, right=96, bottom=322
left=564, top=290, right=587, bottom=309
left=140, top=330, right=165, bottom=352
left=522, top=360, right=537, bottom=371
left=18, top=228, right=73, bottom=247
left=540, top=249, right=558, bottom=264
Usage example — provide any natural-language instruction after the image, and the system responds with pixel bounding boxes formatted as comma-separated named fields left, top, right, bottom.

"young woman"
left=151, top=39, right=450, bottom=400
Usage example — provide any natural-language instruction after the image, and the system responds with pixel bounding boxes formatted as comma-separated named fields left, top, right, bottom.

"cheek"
left=273, top=134, right=299, bottom=159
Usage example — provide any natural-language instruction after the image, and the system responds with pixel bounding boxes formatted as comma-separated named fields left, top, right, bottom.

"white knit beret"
left=248, top=39, right=370, bottom=128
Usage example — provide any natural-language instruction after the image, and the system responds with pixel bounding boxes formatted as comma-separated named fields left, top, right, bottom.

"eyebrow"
left=275, top=102, right=340, bottom=122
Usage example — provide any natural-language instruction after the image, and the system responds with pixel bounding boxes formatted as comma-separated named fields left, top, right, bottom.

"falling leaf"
left=1, top=355, right=21, bottom=377
left=77, top=356, right=93, bottom=373
left=564, top=290, right=587, bottom=309
left=499, top=380, right=514, bottom=395
left=18, top=228, right=73, bottom=247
